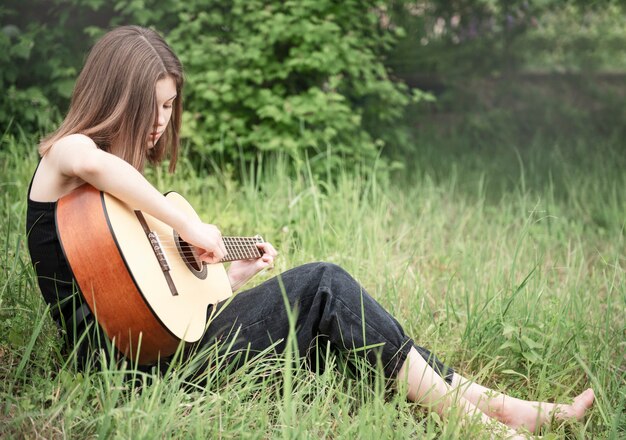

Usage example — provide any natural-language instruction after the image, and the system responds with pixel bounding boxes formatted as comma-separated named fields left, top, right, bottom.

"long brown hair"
left=39, top=26, right=183, bottom=172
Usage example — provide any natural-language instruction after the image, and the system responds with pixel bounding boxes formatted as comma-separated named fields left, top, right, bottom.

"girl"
left=26, top=26, right=594, bottom=438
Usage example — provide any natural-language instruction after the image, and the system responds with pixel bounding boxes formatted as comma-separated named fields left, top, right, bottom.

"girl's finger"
left=259, top=242, right=278, bottom=257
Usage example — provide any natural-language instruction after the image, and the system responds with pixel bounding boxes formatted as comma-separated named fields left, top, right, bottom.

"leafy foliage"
left=2, top=1, right=625, bottom=172
left=0, top=0, right=412, bottom=174
left=167, top=0, right=410, bottom=167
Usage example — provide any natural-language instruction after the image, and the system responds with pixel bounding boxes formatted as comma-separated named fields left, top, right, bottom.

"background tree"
left=1, top=0, right=413, bottom=174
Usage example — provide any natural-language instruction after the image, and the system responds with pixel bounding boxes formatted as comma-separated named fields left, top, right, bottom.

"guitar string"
left=154, top=239, right=262, bottom=251
left=149, top=235, right=262, bottom=260
left=155, top=243, right=262, bottom=256
left=153, top=236, right=262, bottom=247
left=152, top=246, right=261, bottom=262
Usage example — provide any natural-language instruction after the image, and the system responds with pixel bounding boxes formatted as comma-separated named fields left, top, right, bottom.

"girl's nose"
left=156, top=111, right=166, bottom=127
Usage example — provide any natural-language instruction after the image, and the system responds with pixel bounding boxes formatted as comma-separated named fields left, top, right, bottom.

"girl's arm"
left=47, top=134, right=227, bottom=263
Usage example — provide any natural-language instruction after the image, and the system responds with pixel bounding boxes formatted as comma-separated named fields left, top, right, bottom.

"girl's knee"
left=284, top=262, right=359, bottom=302
left=291, top=262, right=349, bottom=285
left=311, top=261, right=349, bottom=278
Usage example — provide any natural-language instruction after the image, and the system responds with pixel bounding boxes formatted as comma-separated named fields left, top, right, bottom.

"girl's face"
left=149, top=76, right=177, bottom=148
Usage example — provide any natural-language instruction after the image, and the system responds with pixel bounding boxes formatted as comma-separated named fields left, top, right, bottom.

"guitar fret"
left=222, top=236, right=262, bottom=261
left=242, top=237, right=250, bottom=259
left=239, top=243, right=244, bottom=259
left=232, top=237, right=239, bottom=259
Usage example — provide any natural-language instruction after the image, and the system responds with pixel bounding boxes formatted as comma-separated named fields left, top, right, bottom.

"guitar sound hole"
left=174, top=232, right=208, bottom=279
left=180, top=241, right=201, bottom=271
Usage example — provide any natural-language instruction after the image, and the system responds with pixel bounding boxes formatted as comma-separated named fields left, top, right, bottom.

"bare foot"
left=504, top=388, right=595, bottom=432
left=553, top=388, right=596, bottom=422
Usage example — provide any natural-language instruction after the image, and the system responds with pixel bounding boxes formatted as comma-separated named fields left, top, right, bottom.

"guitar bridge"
left=147, top=231, right=171, bottom=272
left=135, top=211, right=178, bottom=296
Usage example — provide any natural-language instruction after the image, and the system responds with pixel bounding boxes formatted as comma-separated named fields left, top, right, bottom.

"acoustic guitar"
left=56, top=184, right=263, bottom=364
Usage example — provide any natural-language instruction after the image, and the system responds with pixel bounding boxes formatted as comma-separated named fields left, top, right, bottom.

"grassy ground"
left=0, top=129, right=624, bottom=439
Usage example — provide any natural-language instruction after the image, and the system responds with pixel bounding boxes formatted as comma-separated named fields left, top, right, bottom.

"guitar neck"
left=221, top=236, right=264, bottom=262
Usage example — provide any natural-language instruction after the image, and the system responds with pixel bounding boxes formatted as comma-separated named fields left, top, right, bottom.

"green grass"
left=0, top=128, right=624, bottom=439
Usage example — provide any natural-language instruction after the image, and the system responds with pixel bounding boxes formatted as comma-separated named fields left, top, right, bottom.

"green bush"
left=0, top=4, right=74, bottom=134
left=1, top=0, right=414, bottom=175
left=168, top=0, right=410, bottom=169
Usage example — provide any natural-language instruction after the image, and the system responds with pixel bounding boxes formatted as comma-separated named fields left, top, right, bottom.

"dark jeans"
left=193, top=262, right=453, bottom=384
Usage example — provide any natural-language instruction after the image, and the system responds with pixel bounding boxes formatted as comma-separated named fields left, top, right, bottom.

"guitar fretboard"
left=221, top=236, right=264, bottom=262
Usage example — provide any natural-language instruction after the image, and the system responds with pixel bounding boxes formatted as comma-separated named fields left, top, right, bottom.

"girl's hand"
left=227, top=242, right=278, bottom=292
left=178, top=219, right=227, bottom=264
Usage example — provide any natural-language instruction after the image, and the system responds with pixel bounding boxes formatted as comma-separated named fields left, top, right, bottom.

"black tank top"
left=25, top=165, right=90, bottom=330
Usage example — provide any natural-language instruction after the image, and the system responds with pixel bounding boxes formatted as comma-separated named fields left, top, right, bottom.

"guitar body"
left=56, top=184, right=233, bottom=364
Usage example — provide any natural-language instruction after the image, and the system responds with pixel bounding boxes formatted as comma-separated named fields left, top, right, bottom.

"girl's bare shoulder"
left=46, top=133, right=100, bottom=172
left=30, top=134, right=99, bottom=202
left=51, top=133, right=98, bottom=153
